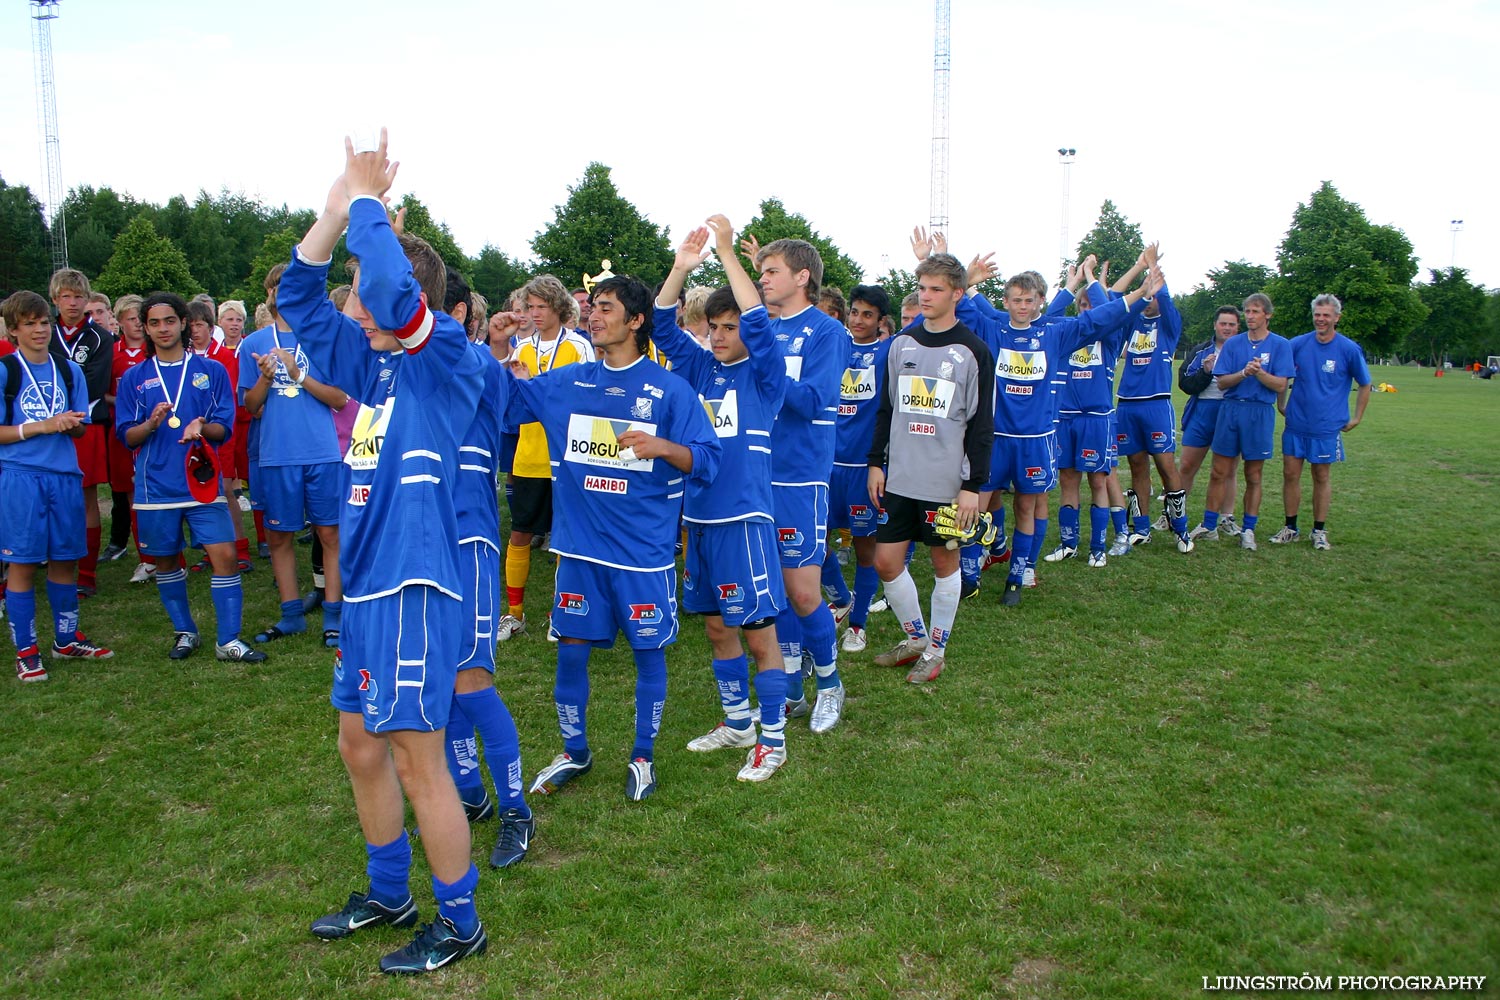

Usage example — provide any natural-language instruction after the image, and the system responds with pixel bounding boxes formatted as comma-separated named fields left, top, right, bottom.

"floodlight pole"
left=31, top=0, right=68, bottom=270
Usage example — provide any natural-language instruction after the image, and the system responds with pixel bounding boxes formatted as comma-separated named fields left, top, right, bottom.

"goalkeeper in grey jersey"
left=865, top=253, right=994, bottom=683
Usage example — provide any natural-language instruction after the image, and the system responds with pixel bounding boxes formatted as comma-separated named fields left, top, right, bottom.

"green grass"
left=3, top=365, right=1496, bottom=999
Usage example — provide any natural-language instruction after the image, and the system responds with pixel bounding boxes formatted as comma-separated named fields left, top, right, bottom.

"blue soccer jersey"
left=1116, top=287, right=1183, bottom=402
left=236, top=325, right=341, bottom=467
left=652, top=303, right=782, bottom=525
left=275, top=196, right=485, bottom=603
left=505, top=355, right=721, bottom=572
left=0, top=354, right=89, bottom=475
left=1218, top=331, right=1294, bottom=405
left=770, top=304, right=848, bottom=486
left=455, top=344, right=507, bottom=551
left=1058, top=322, right=1128, bottom=417
left=116, top=353, right=235, bottom=508
left=1284, top=332, right=1372, bottom=436
left=834, top=336, right=890, bottom=468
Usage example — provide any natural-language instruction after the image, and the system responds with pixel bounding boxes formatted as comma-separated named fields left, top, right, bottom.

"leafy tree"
left=471, top=244, right=531, bottom=310
left=231, top=226, right=352, bottom=317
left=0, top=174, right=52, bottom=295
left=1074, top=200, right=1143, bottom=274
left=94, top=216, right=203, bottom=301
left=1410, top=268, right=1487, bottom=366
left=179, top=193, right=238, bottom=297
left=531, top=163, right=673, bottom=289
left=59, top=184, right=146, bottom=277
left=396, top=194, right=470, bottom=279
left=875, top=268, right=916, bottom=318
left=1268, top=181, right=1426, bottom=357
left=1176, top=260, right=1277, bottom=345
left=696, top=198, right=863, bottom=295
left=1482, top=290, right=1500, bottom=363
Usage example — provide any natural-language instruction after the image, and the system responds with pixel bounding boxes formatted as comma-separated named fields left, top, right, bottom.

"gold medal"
left=284, top=386, right=300, bottom=398
left=168, top=416, right=181, bottom=429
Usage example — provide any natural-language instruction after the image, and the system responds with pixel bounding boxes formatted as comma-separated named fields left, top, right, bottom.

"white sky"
left=2, top=0, right=1496, bottom=297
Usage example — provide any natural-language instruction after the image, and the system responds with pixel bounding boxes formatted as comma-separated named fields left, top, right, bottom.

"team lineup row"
left=0, top=133, right=1374, bottom=975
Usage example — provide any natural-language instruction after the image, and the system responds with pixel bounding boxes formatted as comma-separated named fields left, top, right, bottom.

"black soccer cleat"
left=1000, top=581, right=1022, bottom=607
left=380, top=917, right=487, bottom=975
left=311, top=891, right=419, bottom=940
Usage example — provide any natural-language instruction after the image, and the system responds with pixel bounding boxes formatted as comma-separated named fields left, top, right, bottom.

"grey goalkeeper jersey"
left=868, top=322, right=994, bottom=503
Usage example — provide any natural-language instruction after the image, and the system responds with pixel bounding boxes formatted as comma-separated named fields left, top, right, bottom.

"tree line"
left=2, top=169, right=1495, bottom=365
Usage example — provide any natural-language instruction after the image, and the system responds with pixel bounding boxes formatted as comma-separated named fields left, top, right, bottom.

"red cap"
left=184, top=440, right=221, bottom=504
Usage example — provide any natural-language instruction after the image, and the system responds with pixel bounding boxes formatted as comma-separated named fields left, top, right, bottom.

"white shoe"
left=1269, top=526, right=1301, bottom=544
left=1312, top=529, right=1331, bottom=550
left=1087, top=551, right=1107, bottom=568
left=1219, top=515, right=1242, bottom=537
left=1176, top=533, right=1194, bottom=554
left=1187, top=523, right=1218, bottom=542
left=829, top=602, right=852, bottom=627
left=130, top=562, right=157, bottom=583
left=686, top=722, right=757, bottom=752
left=1107, top=536, right=1132, bottom=557
left=1043, top=544, right=1077, bottom=563
left=808, top=684, right=845, bottom=733
left=496, top=614, right=526, bottom=641
left=737, top=742, right=787, bottom=782
left=545, top=616, right=559, bottom=642
left=873, top=637, right=927, bottom=668
left=840, top=626, right=868, bottom=653
left=867, top=596, right=889, bottom=614
left=1240, top=529, right=1258, bottom=551
left=237, top=494, right=252, bottom=512
left=1152, top=513, right=1169, bottom=532
left=1022, top=567, right=1038, bottom=588
left=905, top=650, right=944, bottom=684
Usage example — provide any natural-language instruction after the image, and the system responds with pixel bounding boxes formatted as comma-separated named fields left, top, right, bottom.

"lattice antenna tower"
left=32, top=0, right=68, bottom=270
left=1058, top=147, right=1076, bottom=270
left=929, top=0, right=950, bottom=237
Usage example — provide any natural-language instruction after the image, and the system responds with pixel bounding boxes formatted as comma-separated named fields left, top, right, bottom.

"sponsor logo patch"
left=629, top=603, right=661, bottom=622
left=584, top=475, right=628, bottom=494
left=348, top=483, right=371, bottom=506
left=558, top=592, right=589, bottom=615
left=718, top=583, right=744, bottom=601
left=908, top=420, right=936, bottom=436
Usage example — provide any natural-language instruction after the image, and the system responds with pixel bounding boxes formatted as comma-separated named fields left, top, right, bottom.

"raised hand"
left=343, top=126, right=399, bottom=201
left=966, top=252, right=998, bottom=288
left=739, top=232, right=761, bottom=265
left=391, top=205, right=407, bottom=235
left=932, top=231, right=948, bottom=255
left=705, top=214, right=736, bottom=252
left=674, top=227, right=712, bottom=273
left=910, top=225, right=934, bottom=261
left=490, top=311, right=525, bottom=345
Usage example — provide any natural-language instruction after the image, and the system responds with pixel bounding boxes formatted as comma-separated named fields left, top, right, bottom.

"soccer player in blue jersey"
left=1, top=291, right=112, bottom=682
left=1204, top=293, right=1293, bottom=551
left=239, top=263, right=347, bottom=648
left=1271, top=294, right=1371, bottom=550
left=823, top=284, right=891, bottom=653
left=280, top=133, right=488, bottom=975
left=651, top=216, right=793, bottom=781
left=509, top=274, right=721, bottom=801
left=1183, top=307, right=1243, bottom=540
left=754, top=237, right=851, bottom=732
left=116, top=293, right=264, bottom=664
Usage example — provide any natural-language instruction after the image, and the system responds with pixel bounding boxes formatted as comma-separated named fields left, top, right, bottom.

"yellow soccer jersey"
left=512, top=329, right=594, bottom=478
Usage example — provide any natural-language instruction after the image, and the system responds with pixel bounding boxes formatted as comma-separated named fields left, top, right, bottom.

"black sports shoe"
left=462, top=792, right=495, bottom=823
left=490, top=808, right=535, bottom=869
left=380, top=916, right=486, bottom=975
left=959, top=577, right=980, bottom=600
left=310, top=891, right=418, bottom=940
left=101, top=543, right=128, bottom=562
left=168, top=631, right=201, bottom=660
left=1000, top=581, right=1022, bottom=607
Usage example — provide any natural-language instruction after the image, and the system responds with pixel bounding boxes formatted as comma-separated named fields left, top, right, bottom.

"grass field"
left=3, top=365, right=1496, bottom=999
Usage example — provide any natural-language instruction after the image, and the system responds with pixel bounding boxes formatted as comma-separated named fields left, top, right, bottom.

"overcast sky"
left=2, top=0, right=1495, bottom=300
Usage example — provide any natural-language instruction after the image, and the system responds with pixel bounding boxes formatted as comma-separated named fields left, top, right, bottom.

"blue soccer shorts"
left=0, top=468, right=86, bottom=564
left=1115, top=398, right=1177, bottom=455
left=257, top=461, right=342, bottom=530
left=333, top=585, right=461, bottom=733
left=552, top=556, right=679, bottom=650
left=137, top=502, right=235, bottom=557
left=1211, top=400, right=1276, bottom=461
left=1281, top=430, right=1344, bottom=464
left=984, top=434, right=1057, bottom=494
left=457, top=540, right=499, bottom=673
left=682, top=520, right=786, bottom=627
left=826, top=465, right=881, bottom=536
left=1055, top=414, right=1115, bottom=473
left=772, top=483, right=829, bottom=568
left=1181, top=398, right=1223, bottom=449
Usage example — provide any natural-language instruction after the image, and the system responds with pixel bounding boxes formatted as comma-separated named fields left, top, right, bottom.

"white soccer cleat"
left=867, top=595, right=889, bottom=614
left=1043, top=544, right=1077, bottom=563
left=808, top=684, right=846, bottom=734
left=873, top=637, right=927, bottom=668
left=1187, top=523, right=1218, bottom=542
left=828, top=602, right=852, bottom=627
left=1022, top=568, right=1038, bottom=588
left=1312, top=529, right=1331, bottom=550
left=1240, top=529, right=1258, bottom=551
left=1176, top=533, right=1195, bottom=554
left=686, top=722, right=757, bottom=753
left=1219, top=515, right=1243, bottom=537
left=737, top=742, right=787, bottom=782
left=905, top=650, right=945, bottom=684
left=130, top=562, right=157, bottom=583
left=1107, top=536, right=1132, bottom=557
left=496, top=614, right=526, bottom=642
left=1087, top=551, right=1107, bottom=568
left=1152, top=513, right=1169, bottom=531
left=1269, top=526, right=1300, bottom=544
left=840, top=626, right=868, bottom=653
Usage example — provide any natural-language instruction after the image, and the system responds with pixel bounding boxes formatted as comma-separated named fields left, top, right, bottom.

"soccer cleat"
left=216, top=638, right=268, bottom=663
left=380, top=916, right=486, bottom=975
left=737, top=742, right=787, bottom=782
left=495, top=614, right=526, bottom=642
left=1022, top=568, right=1038, bottom=588
left=75, top=585, right=96, bottom=599
left=1219, top=515, right=1243, bottom=537
left=686, top=722, right=757, bottom=752
left=784, top=696, right=810, bottom=720
left=529, top=751, right=593, bottom=795
left=311, top=890, right=419, bottom=940
left=1240, top=529, right=1258, bottom=551
left=829, top=602, right=852, bottom=627
left=188, top=555, right=211, bottom=573
left=1043, top=544, right=1077, bottom=563
left=959, top=577, right=980, bottom=601
left=867, top=595, right=889, bottom=614
left=545, top=616, right=559, bottom=643
left=809, top=684, right=846, bottom=734
left=1107, top=536, right=1132, bottom=558
left=168, top=631, right=201, bottom=660
left=1127, top=529, right=1152, bottom=547
left=1087, top=551, right=1107, bottom=568
left=1187, top=523, right=1218, bottom=542
left=462, top=792, right=495, bottom=823
left=490, top=808, right=534, bottom=869
left=1152, top=513, right=1169, bottom=532
left=1000, top=581, right=1022, bottom=607
left=1176, top=533, right=1195, bottom=554
left=873, top=637, right=928, bottom=668
left=52, top=633, right=114, bottom=659
left=800, top=649, right=814, bottom=680
left=905, top=650, right=945, bottom=684
left=257, top=542, right=271, bottom=559
left=840, top=625, right=868, bottom=653
left=16, top=646, right=46, bottom=683
left=301, top=589, right=324, bottom=614
left=237, top=493, right=253, bottom=512
left=101, top=543, right=128, bottom=562
left=1312, top=529, right=1331, bottom=550
left=1269, top=526, right=1301, bottom=544
left=625, top=758, right=657, bottom=801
